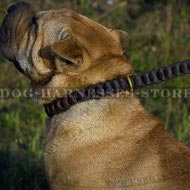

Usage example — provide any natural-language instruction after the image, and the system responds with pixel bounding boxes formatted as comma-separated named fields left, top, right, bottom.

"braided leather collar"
left=45, top=60, right=190, bottom=117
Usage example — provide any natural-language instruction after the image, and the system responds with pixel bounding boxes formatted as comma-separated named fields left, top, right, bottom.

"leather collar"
left=45, top=60, right=190, bottom=117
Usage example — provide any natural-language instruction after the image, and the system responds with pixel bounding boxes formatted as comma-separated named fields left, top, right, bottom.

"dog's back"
left=45, top=95, right=190, bottom=190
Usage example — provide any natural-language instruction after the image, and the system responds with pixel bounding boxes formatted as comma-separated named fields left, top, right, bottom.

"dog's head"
left=0, top=1, right=132, bottom=103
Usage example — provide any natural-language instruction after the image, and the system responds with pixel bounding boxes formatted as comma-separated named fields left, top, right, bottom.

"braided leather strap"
left=45, top=60, right=190, bottom=117
left=129, top=60, right=190, bottom=89
left=45, top=77, right=130, bottom=117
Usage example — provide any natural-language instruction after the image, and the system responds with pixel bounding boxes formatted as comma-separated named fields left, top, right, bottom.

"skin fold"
left=0, top=2, right=190, bottom=190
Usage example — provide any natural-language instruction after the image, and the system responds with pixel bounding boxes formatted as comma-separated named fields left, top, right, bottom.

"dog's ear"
left=51, top=35, right=83, bottom=66
left=111, top=29, right=128, bottom=53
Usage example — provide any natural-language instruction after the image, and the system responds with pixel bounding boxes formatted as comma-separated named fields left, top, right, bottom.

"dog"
left=0, top=2, right=190, bottom=190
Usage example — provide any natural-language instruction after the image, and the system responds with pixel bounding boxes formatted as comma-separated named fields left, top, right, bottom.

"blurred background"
left=0, top=0, right=190, bottom=189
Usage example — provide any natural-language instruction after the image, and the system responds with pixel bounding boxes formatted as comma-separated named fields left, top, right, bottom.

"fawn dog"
left=0, top=2, right=190, bottom=190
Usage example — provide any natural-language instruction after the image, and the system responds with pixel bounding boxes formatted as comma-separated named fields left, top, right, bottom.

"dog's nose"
left=7, top=1, right=31, bottom=14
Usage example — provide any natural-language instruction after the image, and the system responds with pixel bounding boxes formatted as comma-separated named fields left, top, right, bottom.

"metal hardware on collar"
left=126, top=76, right=133, bottom=92
left=44, top=60, right=190, bottom=117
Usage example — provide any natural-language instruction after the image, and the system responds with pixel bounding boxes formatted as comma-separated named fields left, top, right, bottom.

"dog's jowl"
left=0, top=2, right=190, bottom=190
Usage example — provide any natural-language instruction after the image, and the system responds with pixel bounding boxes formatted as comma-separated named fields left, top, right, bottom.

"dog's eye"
left=58, top=29, right=70, bottom=40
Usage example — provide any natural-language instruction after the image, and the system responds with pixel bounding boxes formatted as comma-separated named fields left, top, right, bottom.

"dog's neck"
left=30, top=57, right=132, bottom=105
left=44, top=76, right=134, bottom=117
left=45, top=92, right=160, bottom=155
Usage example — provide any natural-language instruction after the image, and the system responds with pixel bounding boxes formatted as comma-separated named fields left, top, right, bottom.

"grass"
left=0, top=99, right=47, bottom=190
left=0, top=0, right=190, bottom=189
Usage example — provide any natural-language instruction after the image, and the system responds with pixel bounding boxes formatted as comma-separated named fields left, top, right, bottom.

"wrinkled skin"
left=1, top=2, right=190, bottom=190
left=0, top=1, right=131, bottom=104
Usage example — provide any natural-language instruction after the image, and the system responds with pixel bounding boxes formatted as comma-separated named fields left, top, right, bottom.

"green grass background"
left=0, top=0, right=190, bottom=189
